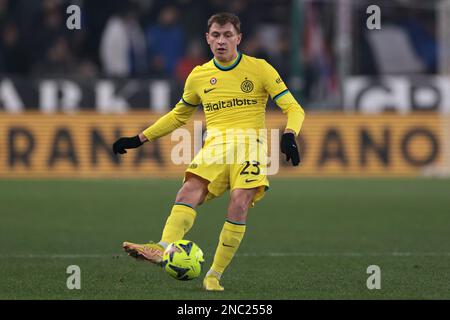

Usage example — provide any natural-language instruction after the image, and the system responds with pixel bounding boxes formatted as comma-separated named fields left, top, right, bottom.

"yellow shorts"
left=184, top=138, right=269, bottom=205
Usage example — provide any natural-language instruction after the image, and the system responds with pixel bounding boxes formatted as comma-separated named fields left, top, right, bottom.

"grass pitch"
left=0, top=178, right=449, bottom=299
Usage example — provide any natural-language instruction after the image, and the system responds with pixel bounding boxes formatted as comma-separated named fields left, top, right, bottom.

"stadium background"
left=1, top=0, right=449, bottom=299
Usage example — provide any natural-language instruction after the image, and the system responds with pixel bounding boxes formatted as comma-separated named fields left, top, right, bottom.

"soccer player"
left=112, top=12, right=305, bottom=291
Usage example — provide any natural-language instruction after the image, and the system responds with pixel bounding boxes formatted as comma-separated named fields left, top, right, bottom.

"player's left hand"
left=280, top=132, right=300, bottom=166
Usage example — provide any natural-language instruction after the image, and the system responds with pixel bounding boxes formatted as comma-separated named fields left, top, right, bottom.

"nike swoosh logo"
left=204, top=88, right=216, bottom=94
left=222, top=242, right=235, bottom=248
left=245, top=179, right=258, bottom=183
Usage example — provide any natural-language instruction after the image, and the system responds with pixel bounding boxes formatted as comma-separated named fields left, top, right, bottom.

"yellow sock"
left=211, top=220, right=246, bottom=275
left=160, top=203, right=196, bottom=244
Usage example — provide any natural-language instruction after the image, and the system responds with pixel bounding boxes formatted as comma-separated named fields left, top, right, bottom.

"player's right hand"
left=112, top=135, right=143, bottom=155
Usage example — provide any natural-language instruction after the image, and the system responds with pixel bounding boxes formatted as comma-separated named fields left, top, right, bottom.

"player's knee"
left=229, top=200, right=248, bottom=215
left=229, top=190, right=255, bottom=214
left=176, top=178, right=208, bottom=207
left=175, top=188, right=201, bottom=207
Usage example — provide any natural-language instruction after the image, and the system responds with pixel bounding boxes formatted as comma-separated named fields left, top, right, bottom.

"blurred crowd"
left=352, top=0, right=439, bottom=75
left=0, top=0, right=441, bottom=107
left=0, top=0, right=292, bottom=82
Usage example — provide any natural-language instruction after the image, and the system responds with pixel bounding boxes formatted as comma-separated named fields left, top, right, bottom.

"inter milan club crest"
left=210, top=77, right=217, bottom=85
left=241, top=78, right=254, bottom=93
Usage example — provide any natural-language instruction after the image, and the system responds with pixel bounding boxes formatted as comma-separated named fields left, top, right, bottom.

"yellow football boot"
left=203, top=274, right=225, bottom=291
left=122, top=241, right=164, bottom=265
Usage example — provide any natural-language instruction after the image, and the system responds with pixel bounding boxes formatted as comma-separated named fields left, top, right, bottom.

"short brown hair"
left=207, top=12, right=241, bottom=34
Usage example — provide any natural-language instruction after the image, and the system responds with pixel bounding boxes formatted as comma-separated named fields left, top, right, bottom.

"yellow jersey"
left=143, top=52, right=305, bottom=141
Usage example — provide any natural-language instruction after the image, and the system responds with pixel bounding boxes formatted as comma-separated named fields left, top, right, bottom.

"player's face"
left=206, top=22, right=242, bottom=63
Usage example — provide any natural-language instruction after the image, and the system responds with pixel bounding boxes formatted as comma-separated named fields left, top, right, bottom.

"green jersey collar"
left=213, top=52, right=242, bottom=71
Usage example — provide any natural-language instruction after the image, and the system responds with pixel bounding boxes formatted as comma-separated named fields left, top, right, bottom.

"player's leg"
left=123, top=174, right=209, bottom=264
left=159, top=173, right=210, bottom=247
left=203, top=187, right=258, bottom=291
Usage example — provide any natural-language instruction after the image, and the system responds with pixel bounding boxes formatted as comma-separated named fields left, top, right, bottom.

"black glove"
left=280, top=132, right=300, bottom=166
left=112, top=135, right=143, bottom=155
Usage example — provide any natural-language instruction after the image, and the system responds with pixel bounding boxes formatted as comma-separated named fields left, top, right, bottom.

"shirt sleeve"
left=181, top=66, right=201, bottom=107
left=142, top=68, right=200, bottom=141
left=262, top=60, right=306, bottom=136
left=262, top=60, right=289, bottom=100
left=142, top=100, right=197, bottom=141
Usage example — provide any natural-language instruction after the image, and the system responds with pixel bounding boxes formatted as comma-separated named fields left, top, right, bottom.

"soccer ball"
left=162, top=240, right=205, bottom=281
